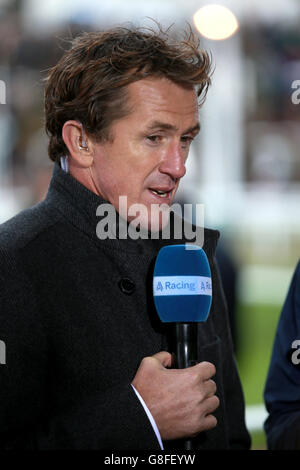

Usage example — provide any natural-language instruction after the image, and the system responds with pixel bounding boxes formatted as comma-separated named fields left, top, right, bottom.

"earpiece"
left=78, top=136, right=88, bottom=150
left=80, top=135, right=88, bottom=149
left=78, top=123, right=88, bottom=150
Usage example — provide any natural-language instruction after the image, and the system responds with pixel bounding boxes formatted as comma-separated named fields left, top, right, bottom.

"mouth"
left=148, top=186, right=175, bottom=200
left=149, top=189, right=171, bottom=198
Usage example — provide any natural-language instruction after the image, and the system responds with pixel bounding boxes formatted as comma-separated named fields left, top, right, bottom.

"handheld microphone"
left=153, top=244, right=213, bottom=449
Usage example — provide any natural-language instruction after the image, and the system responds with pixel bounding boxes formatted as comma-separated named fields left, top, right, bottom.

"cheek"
left=97, top=142, right=160, bottom=198
left=127, top=140, right=162, bottom=169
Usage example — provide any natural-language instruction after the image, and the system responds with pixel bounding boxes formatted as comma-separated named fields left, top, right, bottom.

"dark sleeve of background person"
left=264, top=260, right=300, bottom=449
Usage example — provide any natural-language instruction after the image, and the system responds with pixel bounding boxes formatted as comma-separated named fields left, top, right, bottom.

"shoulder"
left=287, top=260, right=300, bottom=317
left=171, top=212, right=220, bottom=256
left=294, top=260, right=300, bottom=285
left=282, top=260, right=300, bottom=317
left=0, top=200, right=63, bottom=262
left=203, top=226, right=220, bottom=249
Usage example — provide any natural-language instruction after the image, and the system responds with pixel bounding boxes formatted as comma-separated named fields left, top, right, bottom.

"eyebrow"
left=145, top=120, right=201, bottom=135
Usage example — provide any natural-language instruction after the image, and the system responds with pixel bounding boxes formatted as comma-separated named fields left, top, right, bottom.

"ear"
left=62, top=120, right=94, bottom=168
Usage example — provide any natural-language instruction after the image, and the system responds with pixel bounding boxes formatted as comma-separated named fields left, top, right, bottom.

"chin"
left=128, top=205, right=171, bottom=235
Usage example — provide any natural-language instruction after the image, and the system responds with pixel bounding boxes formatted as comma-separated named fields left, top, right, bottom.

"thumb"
left=151, top=350, right=173, bottom=368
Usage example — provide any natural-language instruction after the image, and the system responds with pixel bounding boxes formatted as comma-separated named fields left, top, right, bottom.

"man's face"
left=92, top=77, right=200, bottom=230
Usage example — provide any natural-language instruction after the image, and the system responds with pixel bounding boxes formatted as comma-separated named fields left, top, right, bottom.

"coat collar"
left=45, top=162, right=219, bottom=258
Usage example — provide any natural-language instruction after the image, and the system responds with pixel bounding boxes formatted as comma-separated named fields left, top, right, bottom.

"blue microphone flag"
left=153, top=245, right=212, bottom=323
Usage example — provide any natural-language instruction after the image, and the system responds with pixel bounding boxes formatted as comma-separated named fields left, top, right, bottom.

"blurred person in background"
left=0, top=25, right=250, bottom=450
left=264, top=260, right=300, bottom=449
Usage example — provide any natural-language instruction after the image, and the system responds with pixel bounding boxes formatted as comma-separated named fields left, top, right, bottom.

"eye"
left=146, top=135, right=163, bottom=145
left=180, top=136, right=194, bottom=147
left=147, top=135, right=161, bottom=142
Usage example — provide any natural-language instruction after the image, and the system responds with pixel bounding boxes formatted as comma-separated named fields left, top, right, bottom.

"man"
left=264, top=260, right=300, bottom=449
left=0, top=25, right=250, bottom=449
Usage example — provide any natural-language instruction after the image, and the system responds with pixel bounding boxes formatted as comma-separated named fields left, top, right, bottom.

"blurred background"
left=0, top=0, right=299, bottom=449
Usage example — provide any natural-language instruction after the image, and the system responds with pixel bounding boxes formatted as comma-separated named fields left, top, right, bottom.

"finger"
left=151, top=350, right=173, bottom=368
left=193, top=361, right=216, bottom=381
left=204, top=395, right=220, bottom=415
left=204, top=379, right=217, bottom=398
left=202, top=414, right=218, bottom=431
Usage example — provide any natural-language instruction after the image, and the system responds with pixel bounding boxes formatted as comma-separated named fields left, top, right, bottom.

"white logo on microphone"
left=153, top=276, right=212, bottom=296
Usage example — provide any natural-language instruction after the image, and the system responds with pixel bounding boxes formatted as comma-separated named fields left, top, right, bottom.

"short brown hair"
left=44, top=24, right=212, bottom=162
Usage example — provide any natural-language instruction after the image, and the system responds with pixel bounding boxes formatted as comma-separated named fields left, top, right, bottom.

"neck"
left=68, top=162, right=103, bottom=198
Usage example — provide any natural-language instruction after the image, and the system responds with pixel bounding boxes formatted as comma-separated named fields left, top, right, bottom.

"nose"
left=158, top=142, right=186, bottom=180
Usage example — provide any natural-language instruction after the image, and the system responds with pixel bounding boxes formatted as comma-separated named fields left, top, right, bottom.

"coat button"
left=118, top=278, right=135, bottom=295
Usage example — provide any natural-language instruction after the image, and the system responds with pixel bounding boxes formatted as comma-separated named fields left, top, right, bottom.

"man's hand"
left=132, top=351, right=219, bottom=441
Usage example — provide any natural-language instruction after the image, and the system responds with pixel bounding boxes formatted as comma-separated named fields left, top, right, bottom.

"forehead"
left=125, top=77, right=199, bottom=125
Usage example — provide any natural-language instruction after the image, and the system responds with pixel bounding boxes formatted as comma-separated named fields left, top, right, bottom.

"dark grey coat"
left=0, top=164, right=250, bottom=450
